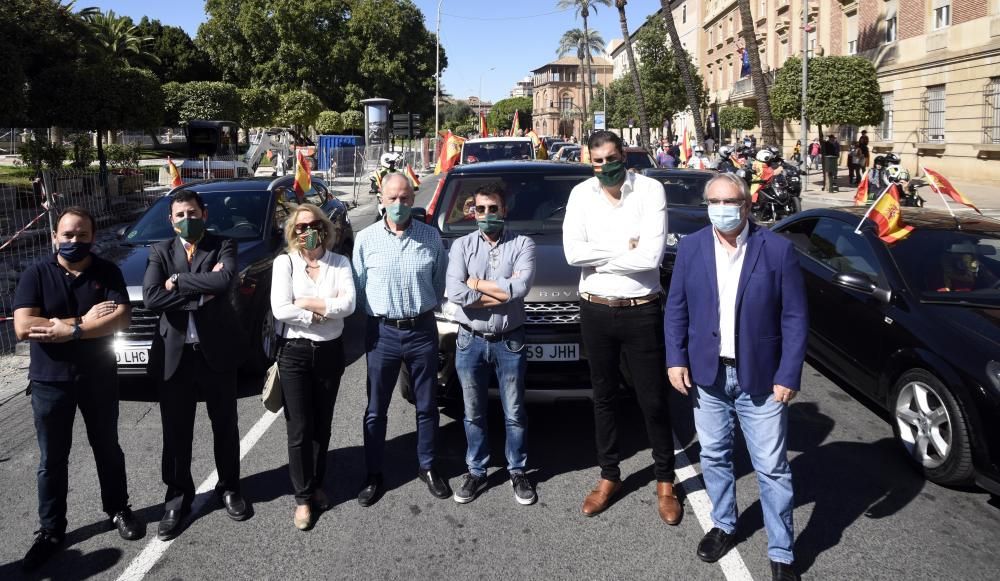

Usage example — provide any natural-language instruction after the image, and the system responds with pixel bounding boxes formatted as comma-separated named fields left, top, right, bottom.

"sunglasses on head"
left=293, top=220, right=323, bottom=234
left=474, top=204, right=500, bottom=214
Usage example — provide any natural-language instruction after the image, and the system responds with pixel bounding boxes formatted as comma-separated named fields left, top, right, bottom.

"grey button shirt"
left=446, top=228, right=536, bottom=333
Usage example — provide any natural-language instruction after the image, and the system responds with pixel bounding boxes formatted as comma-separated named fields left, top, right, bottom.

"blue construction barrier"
left=316, top=135, right=365, bottom=173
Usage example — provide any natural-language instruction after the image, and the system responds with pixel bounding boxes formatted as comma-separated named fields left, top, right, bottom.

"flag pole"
left=924, top=177, right=957, bottom=219
left=854, top=183, right=895, bottom=234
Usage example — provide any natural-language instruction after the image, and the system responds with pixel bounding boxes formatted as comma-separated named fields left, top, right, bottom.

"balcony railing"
left=729, top=69, right=777, bottom=100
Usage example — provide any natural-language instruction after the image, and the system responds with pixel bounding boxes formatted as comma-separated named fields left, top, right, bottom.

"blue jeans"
left=693, top=362, right=795, bottom=564
left=455, top=326, right=528, bottom=477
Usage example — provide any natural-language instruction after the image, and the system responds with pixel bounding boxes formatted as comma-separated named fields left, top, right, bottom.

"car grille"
left=524, top=302, right=580, bottom=325
left=118, top=304, right=158, bottom=341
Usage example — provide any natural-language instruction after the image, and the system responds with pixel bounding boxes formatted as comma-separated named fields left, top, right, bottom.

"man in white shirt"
left=562, top=130, right=681, bottom=525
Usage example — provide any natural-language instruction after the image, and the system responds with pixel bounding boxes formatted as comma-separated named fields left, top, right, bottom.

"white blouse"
left=270, top=250, right=356, bottom=341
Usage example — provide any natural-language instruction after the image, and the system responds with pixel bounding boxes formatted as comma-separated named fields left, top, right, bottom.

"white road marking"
left=115, top=409, right=283, bottom=581
left=673, top=435, right=756, bottom=581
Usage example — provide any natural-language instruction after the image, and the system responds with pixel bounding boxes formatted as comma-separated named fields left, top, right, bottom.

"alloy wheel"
left=894, top=381, right=953, bottom=469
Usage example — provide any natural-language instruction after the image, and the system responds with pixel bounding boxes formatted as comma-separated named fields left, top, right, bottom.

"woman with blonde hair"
left=270, top=203, right=355, bottom=530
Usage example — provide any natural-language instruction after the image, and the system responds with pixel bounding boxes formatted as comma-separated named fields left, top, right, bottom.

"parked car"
left=460, top=137, right=535, bottom=164
left=640, top=168, right=715, bottom=276
left=772, top=207, right=1000, bottom=494
left=551, top=145, right=581, bottom=162
left=113, top=176, right=353, bottom=380
left=624, top=147, right=657, bottom=171
left=547, top=141, right=574, bottom=160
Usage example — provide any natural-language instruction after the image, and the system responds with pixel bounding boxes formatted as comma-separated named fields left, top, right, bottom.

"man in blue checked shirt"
left=353, top=172, right=449, bottom=506
left=445, top=183, right=537, bottom=506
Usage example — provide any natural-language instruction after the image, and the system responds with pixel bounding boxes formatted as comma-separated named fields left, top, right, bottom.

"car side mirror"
left=411, top=206, right=427, bottom=223
left=833, top=271, right=891, bottom=304
left=116, top=224, right=130, bottom=239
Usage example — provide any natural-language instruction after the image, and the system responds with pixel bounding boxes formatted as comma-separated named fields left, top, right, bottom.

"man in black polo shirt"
left=13, top=207, right=142, bottom=572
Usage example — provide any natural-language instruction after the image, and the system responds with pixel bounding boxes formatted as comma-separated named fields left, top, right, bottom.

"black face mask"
left=58, top=241, right=92, bottom=263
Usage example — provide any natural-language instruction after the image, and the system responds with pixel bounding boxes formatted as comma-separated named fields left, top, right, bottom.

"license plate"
left=116, top=348, right=149, bottom=365
left=525, top=343, right=579, bottom=362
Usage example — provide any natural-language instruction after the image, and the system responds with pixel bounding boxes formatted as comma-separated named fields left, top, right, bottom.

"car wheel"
left=891, top=369, right=974, bottom=485
left=788, top=196, right=802, bottom=215
left=245, top=301, right=278, bottom=376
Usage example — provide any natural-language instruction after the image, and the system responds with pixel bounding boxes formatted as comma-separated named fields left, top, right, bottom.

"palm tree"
left=557, top=28, right=606, bottom=140
left=658, top=1, right=705, bottom=145
left=558, top=0, right=612, bottom=130
left=615, top=1, right=650, bottom=149
left=82, top=9, right=160, bottom=67
left=737, top=0, right=777, bottom=145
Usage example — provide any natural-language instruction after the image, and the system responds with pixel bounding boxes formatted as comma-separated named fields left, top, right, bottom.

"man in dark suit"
left=143, top=190, right=251, bottom=541
left=665, top=173, right=807, bottom=581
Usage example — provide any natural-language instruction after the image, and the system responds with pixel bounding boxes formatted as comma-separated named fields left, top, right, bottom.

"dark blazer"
left=142, top=232, right=246, bottom=381
left=665, top=221, right=808, bottom=395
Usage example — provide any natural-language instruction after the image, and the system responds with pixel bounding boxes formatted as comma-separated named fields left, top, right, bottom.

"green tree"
left=238, top=87, right=280, bottom=129
left=718, top=106, right=757, bottom=132
left=162, top=81, right=186, bottom=127
left=487, top=97, right=533, bottom=136
left=557, top=0, right=612, bottom=119
left=658, top=0, right=706, bottom=144
left=315, top=111, right=344, bottom=134
left=340, top=110, right=364, bottom=134
left=557, top=28, right=605, bottom=139
left=770, top=56, right=884, bottom=139
left=635, top=14, right=705, bottom=138
left=82, top=9, right=161, bottom=67
left=170, top=81, right=241, bottom=124
left=736, top=0, right=777, bottom=144
left=277, top=91, right=324, bottom=137
left=134, top=17, right=219, bottom=83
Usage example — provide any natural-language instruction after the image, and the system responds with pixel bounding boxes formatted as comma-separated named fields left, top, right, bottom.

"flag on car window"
left=867, top=184, right=914, bottom=243
left=404, top=164, right=421, bottom=188
left=854, top=172, right=869, bottom=206
left=923, top=167, right=981, bottom=214
left=293, top=150, right=311, bottom=201
left=434, top=131, right=464, bottom=175
left=527, top=130, right=548, bottom=160
left=511, top=111, right=521, bottom=136
left=167, top=157, right=183, bottom=188
left=480, top=111, right=488, bottom=137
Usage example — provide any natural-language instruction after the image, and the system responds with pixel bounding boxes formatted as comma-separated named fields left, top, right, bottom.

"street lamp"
left=479, top=67, right=495, bottom=117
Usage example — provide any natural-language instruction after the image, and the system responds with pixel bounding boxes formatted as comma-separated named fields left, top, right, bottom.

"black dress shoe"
left=417, top=468, right=451, bottom=499
left=357, top=473, right=384, bottom=507
left=221, top=491, right=252, bottom=521
left=771, top=561, right=800, bottom=581
left=22, top=529, right=63, bottom=572
left=111, top=507, right=144, bottom=541
left=697, top=527, right=736, bottom=563
left=157, top=507, right=189, bottom=541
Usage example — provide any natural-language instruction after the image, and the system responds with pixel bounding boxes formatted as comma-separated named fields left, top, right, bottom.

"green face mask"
left=595, top=160, right=627, bottom=187
left=476, top=214, right=505, bottom=234
left=302, top=228, right=321, bottom=250
left=174, top=217, right=205, bottom=242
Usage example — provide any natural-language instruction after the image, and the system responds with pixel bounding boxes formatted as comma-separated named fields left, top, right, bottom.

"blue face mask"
left=707, top=204, right=744, bottom=233
left=57, top=241, right=91, bottom=263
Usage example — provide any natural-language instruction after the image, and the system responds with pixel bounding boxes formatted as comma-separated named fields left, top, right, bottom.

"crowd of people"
left=13, top=131, right=808, bottom=581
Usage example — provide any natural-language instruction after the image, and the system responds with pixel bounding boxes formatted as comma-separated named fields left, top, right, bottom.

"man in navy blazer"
left=665, top=173, right=807, bottom=581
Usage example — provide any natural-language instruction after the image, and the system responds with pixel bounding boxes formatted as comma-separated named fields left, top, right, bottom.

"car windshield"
left=647, top=174, right=711, bottom=206
left=889, top=229, right=1000, bottom=298
left=438, top=172, right=591, bottom=234
left=462, top=142, right=534, bottom=163
left=124, top=189, right=271, bottom=243
left=626, top=151, right=655, bottom=169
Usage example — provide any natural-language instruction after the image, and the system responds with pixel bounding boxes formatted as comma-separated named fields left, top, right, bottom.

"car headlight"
left=665, top=232, right=685, bottom=247
left=985, top=360, right=1000, bottom=398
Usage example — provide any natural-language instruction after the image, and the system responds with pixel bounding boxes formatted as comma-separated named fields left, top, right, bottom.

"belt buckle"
left=397, top=318, right=415, bottom=330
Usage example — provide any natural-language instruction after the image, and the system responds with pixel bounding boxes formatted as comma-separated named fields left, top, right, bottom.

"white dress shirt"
left=270, top=250, right=356, bottom=341
left=714, top=222, right=750, bottom=359
left=563, top=172, right=668, bottom=298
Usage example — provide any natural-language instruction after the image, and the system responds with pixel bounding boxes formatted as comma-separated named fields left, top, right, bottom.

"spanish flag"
left=293, top=149, right=311, bottom=202
left=854, top=172, right=870, bottom=206
left=511, top=111, right=521, bottom=136
left=167, top=157, right=183, bottom=188
left=868, top=184, right=914, bottom=243
left=434, top=131, right=464, bottom=175
left=404, top=164, right=421, bottom=188
left=527, top=130, right=548, bottom=160
left=923, top=167, right=981, bottom=214
left=479, top=111, right=488, bottom=137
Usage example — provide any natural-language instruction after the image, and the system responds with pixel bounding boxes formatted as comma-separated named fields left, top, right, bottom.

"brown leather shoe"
left=582, top=479, right=623, bottom=517
left=656, top=481, right=683, bottom=525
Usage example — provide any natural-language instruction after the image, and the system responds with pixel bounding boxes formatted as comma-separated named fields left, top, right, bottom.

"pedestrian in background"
left=446, top=183, right=537, bottom=506
left=656, top=147, right=676, bottom=168
left=858, top=129, right=870, bottom=168
left=353, top=172, right=450, bottom=506
left=848, top=143, right=864, bottom=185
left=271, top=203, right=355, bottom=530
left=822, top=135, right=841, bottom=192
left=666, top=173, right=807, bottom=581
left=808, top=139, right=821, bottom=170
left=791, top=141, right=801, bottom=165
left=14, top=207, right=142, bottom=572
left=563, top=130, right=682, bottom=525
left=143, top=190, right=252, bottom=541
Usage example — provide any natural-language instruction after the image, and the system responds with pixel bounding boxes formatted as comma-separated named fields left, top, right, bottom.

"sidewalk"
left=800, top=166, right=998, bottom=215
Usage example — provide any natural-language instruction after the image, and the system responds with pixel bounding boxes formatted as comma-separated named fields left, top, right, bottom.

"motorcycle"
left=752, top=170, right=801, bottom=223
left=901, top=181, right=926, bottom=207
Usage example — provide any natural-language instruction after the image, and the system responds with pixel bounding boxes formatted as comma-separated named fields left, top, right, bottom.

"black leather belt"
left=460, top=324, right=522, bottom=341
left=377, top=310, right=432, bottom=330
left=720, top=356, right=736, bottom=367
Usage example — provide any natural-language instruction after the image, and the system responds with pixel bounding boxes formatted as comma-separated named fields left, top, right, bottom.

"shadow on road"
left=0, top=547, right=123, bottom=581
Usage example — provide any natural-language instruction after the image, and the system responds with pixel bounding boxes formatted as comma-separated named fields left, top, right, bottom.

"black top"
left=13, top=254, right=129, bottom=382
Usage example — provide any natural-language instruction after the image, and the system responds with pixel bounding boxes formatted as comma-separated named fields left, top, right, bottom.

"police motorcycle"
left=887, top=164, right=926, bottom=207
left=369, top=152, right=404, bottom=195
left=750, top=148, right=802, bottom=222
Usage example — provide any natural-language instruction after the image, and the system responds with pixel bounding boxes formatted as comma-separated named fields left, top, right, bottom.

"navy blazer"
left=665, top=221, right=808, bottom=395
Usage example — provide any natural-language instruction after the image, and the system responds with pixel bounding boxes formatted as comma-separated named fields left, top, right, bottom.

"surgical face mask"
left=594, top=160, right=626, bottom=187
left=57, top=241, right=91, bottom=262
left=708, top=204, right=744, bottom=233
left=384, top=201, right=412, bottom=224
left=174, top=217, right=205, bottom=242
left=302, top=229, right=321, bottom=250
left=476, top=213, right=504, bottom=234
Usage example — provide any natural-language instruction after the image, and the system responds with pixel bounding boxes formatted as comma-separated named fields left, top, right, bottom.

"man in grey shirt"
left=446, top=183, right=537, bottom=506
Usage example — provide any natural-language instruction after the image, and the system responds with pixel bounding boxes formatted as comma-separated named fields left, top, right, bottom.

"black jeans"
left=579, top=298, right=676, bottom=482
left=30, top=375, right=129, bottom=534
left=159, top=346, right=240, bottom=511
left=278, top=337, right=345, bottom=505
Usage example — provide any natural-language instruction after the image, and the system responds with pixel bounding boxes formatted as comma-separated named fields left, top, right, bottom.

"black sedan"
left=113, top=175, right=353, bottom=379
left=640, top=168, right=714, bottom=279
left=772, top=207, right=1000, bottom=494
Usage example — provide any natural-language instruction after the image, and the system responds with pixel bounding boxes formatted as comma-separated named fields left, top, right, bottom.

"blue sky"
left=87, top=0, right=665, bottom=104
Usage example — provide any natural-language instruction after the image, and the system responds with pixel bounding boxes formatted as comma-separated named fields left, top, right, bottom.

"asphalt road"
left=0, top=175, right=998, bottom=580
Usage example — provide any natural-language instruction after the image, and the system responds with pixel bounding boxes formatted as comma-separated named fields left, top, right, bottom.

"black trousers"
left=159, top=345, right=240, bottom=511
left=278, top=337, right=345, bottom=506
left=30, top=375, right=128, bottom=534
left=579, top=298, right=676, bottom=482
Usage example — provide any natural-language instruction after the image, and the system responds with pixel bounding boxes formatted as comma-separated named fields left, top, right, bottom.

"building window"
left=880, top=92, right=894, bottom=141
left=885, top=0, right=898, bottom=43
left=984, top=78, right=1000, bottom=144
left=933, top=0, right=951, bottom=30
left=846, top=12, right=858, bottom=54
left=561, top=96, right=574, bottom=111
left=922, top=85, right=946, bottom=142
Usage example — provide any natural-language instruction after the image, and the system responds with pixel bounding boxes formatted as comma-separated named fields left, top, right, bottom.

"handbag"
left=261, top=360, right=282, bottom=413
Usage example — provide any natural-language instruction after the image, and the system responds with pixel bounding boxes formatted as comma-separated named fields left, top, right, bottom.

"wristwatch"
left=71, top=322, right=82, bottom=341
left=169, top=273, right=180, bottom=286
